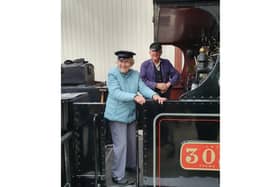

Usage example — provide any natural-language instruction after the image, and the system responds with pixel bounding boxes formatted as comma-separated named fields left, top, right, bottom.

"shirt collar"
left=152, top=59, right=161, bottom=70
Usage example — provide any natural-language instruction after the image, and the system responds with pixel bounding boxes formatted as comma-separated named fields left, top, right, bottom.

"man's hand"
left=160, top=82, right=171, bottom=94
left=134, top=95, right=146, bottom=105
left=166, top=82, right=171, bottom=89
left=152, top=95, right=167, bottom=104
left=156, top=83, right=168, bottom=91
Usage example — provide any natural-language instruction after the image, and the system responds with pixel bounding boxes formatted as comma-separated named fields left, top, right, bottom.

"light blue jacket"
left=104, top=67, right=156, bottom=123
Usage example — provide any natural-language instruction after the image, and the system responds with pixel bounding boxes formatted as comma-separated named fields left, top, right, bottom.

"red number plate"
left=180, top=142, right=220, bottom=171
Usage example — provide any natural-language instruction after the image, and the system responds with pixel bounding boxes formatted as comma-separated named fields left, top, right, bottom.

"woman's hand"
left=152, top=95, right=167, bottom=104
left=134, top=95, right=146, bottom=105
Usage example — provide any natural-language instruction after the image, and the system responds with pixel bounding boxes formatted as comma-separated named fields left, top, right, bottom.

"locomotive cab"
left=153, top=0, right=219, bottom=100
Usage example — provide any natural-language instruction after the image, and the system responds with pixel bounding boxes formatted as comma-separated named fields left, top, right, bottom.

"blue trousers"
left=109, top=121, right=136, bottom=179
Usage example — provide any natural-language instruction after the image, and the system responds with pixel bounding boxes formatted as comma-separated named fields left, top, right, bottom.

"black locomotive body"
left=61, top=0, right=220, bottom=186
left=140, top=101, right=219, bottom=187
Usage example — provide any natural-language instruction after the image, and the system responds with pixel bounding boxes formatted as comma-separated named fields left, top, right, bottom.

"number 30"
left=186, top=148, right=216, bottom=164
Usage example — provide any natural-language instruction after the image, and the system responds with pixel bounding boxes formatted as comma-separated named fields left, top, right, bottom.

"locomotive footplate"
left=72, top=102, right=141, bottom=187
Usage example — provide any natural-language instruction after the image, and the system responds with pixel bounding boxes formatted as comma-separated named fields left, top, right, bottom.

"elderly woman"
left=104, top=50, right=166, bottom=185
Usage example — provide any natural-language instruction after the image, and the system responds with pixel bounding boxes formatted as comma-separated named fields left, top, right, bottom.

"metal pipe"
left=92, top=114, right=99, bottom=186
left=64, top=139, right=71, bottom=185
left=61, top=131, right=73, bottom=144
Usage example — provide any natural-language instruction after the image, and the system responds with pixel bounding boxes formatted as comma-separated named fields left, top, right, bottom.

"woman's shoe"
left=127, top=177, right=136, bottom=185
left=112, top=176, right=136, bottom=185
left=112, top=177, right=128, bottom=185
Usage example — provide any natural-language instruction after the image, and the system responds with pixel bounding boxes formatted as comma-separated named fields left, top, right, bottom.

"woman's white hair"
left=117, top=58, right=135, bottom=66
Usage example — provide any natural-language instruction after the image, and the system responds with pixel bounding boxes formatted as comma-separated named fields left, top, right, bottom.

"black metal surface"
left=61, top=93, right=89, bottom=133
left=139, top=100, right=219, bottom=187
left=180, top=56, right=219, bottom=99
left=61, top=93, right=88, bottom=187
left=71, top=103, right=107, bottom=187
left=62, top=85, right=104, bottom=102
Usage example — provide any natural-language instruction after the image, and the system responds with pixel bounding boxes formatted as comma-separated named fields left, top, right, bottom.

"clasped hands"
left=156, top=82, right=171, bottom=94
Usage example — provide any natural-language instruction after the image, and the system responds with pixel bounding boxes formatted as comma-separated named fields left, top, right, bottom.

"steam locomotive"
left=61, top=0, right=219, bottom=186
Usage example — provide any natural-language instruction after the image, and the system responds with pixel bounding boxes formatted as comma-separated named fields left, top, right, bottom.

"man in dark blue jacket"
left=140, top=42, right=180, bottom=98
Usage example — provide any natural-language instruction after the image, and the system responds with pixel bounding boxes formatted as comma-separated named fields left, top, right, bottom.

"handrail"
left=61, top=131, right=73, bottom=144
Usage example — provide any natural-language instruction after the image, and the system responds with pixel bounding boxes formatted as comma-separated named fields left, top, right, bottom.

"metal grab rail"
left=62, top=131, right=73, bottom=187
left=61, top=131, right=73, bottom=144
left=92, top=113, right=98, bottom=187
